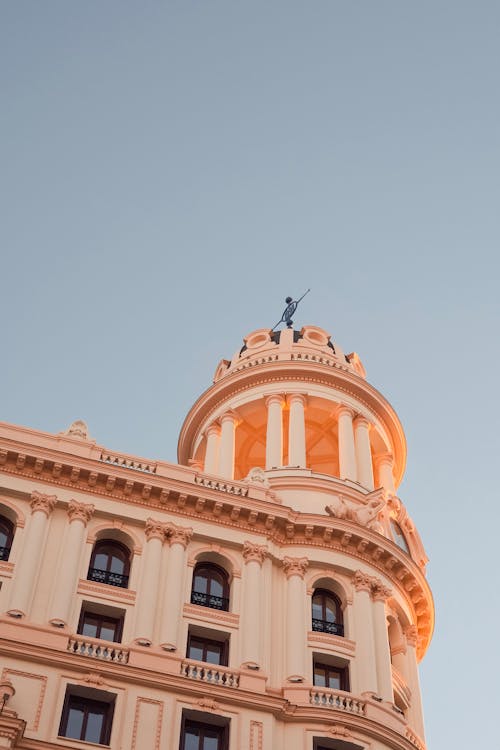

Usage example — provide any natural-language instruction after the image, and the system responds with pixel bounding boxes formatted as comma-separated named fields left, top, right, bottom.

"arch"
left=0, top=499, right=25, bottom=528
left=307, top=572, right=350, bottom=609
left=87, top=522, right=141, bottom=555
left=0, top=515, right=14, bottom=561
left=188, top=545, right=241, bottom=579
left=311, top=587, right=344, bottom=637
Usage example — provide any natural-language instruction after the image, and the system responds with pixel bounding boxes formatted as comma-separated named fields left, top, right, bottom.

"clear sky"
left=1, top=3, right=499, bottom=747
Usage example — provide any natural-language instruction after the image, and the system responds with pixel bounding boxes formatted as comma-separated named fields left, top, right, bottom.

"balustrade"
left=87, top=567, right=129, bottom=588
left=67, top=636, right=129, bottom=664
left=311, top=618, right=344, bottom=636
left=310, top=688, right=365, bottom=715
left=180, top=659, right=239, bottom=687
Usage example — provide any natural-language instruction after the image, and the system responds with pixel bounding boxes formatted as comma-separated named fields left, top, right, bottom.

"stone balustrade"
left=309, top=688, right=366, bottom=715
left=100, top=450, right=157, bottom=473
left=180, top=659, right=240, bottom=688
left=67, top=636, right=129, bottom=664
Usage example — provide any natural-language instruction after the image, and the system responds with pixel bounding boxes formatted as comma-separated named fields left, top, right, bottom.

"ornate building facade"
left=0, top=324, right=433, bottom=750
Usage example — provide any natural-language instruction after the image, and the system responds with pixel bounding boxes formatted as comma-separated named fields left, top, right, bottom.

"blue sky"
left=1, top=3, right=499, bottom=747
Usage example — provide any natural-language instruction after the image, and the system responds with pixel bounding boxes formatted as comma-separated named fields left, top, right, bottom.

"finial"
left=271, top=289, right=310, bottom=331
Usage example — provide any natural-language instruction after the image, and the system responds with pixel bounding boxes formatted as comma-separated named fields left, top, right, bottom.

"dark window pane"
left=205, top=644, right=222, bottom=664
left=312, top=600, right=323, bottom=619
left=193, top=574, right=208, bottom=594
left=100, top=623, right=117, bottom=642
left=85, top=710, right=105, bottom=743
left=188, top=643, right=204, bottom=661
left=184, top=734, right=199, bottom=750
left=313, top=666, right=326, bottom=687
left=66, top=707, right=84, bottom=739
left=327, top=671, right=341, bottom=689
left=204, top=736, right=220, bottom=750
left=82, top=621, right=98, bottom=638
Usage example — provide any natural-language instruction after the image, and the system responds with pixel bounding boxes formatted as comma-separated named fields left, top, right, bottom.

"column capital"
left=370, top=577, right=392, bottom=602
left=242, top=541, right=268, bottom=565
left=205, top=423, right=221, bottom=438
left=404, top=624, right=419, bottom=648
left=352, top=569, right=373, bottom=592
left=374, top=452, right=394, bottom=468
left=144, top=518, right=167, bottom=542
left=287, top=393, right=307, bottom=407
left=166, top=523, right=193, bottom=548
left=67, top=500, right=94, bottom=526
left=220, top=410, right=239, bottom=426
left=265, top=394, right=285, bottom=408
left=353, top=415, right=371, bottom=430
left=337, top=404, right=355, bottom=419
left=30, top=491, right=57, bottom=516
left=282, top=556, right=308, bottom=579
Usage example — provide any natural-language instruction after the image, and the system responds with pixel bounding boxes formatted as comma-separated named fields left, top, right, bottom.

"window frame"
left=313, top=660, right=350, bottom=692
left=0, top=516, right=14, bottom=561
left=77, top=608, right=124, bottom=643
left=187, top=632, right=228, bottom=667
left=311, top=589, right=344, bottom=636
left=87, top=539, right=131, bottom=588
left=179, top=717, right=229, bottom=750
left=191, top=562, right=230, bottom=611
left=58, top=692, right=115, bottom=745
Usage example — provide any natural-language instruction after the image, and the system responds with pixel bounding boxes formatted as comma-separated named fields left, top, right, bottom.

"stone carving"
left=244, top=467, right=270, bottom=487
left=325, top=494, right=385, bottom=534
left=404, top=624, right=419, bottom=647
left=242, top=541, right=268, bottom=565
left=353, top=570, right=392, bottom=600
left=353, top=570, right=373, bottom=592
left=67, top=500, right=94, bottom=525
left=166, top=524, right=193, bottom=548
left=371, top=578, right=392, bottom=601
left=62, top=420, right=93, bottom=441
left=30, top=491, right=57, bottom=516
left=144, top=518, right=166, bottom=542
left=195, top=697, right=219, bottom=711
left=329, top=724, right=351, bottom=738
left=282, top=556, right=308, bottom=579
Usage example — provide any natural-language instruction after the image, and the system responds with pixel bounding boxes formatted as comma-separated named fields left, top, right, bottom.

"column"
left=338, top=406, right=357, bottom=481
left=265, top=395, right=284, bottom=469
left=371, top=579, right=394, bottom=701
left=352, top=571, right=378, bottom=694
left=218, top=412, right=237, bottom=479
left=283, top=557, right=308, bottom=681
left=404, top=625, right=426, bottom=740
left=203, top=424, right=220, bottom=474
left=354, top=416, right=374, bottom=490
left=241, top=542, right=268, bottom=668
left=376, top=453, right=396, bottom=494
left=288, top=394, right=306, bottom=468
left=50, top=501, right=94, bottom=627
left=134, top=519, right=166, bottom=646
left=8, top=491, right=57, bottom=618
left=159, top=524, right=193, bottom=651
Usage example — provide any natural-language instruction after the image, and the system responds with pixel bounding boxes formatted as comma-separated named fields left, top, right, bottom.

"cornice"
left=176, top=362, right=407, bottom=485
left=0, top=436, right=433, bottom=659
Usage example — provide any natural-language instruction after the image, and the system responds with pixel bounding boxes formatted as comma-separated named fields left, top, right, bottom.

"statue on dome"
left=272, top=289, right=310, bottom=330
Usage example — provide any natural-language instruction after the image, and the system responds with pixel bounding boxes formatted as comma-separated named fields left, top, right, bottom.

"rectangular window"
left=78, top=609, right=124, bottom=643
left=313, top=661, right=349, bottom=692
left=187, top=633, right=228, bottom=666
left=180, top=718, right=228, bottom=750
left=59, top=692, right=115, bottom=745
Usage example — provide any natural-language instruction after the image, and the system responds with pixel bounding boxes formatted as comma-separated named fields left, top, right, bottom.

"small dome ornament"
left=272, top=289, right=310, bottom=330
left=61, top=419, right=93, bottom=441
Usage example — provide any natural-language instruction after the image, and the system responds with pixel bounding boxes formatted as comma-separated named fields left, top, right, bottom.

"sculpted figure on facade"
left=244, top=467, right=270, bottom=487
left=326, top=495, right=385, bottom=534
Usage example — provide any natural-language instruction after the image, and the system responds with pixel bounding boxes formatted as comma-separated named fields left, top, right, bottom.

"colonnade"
left=203, top=396, right=395, bottom=492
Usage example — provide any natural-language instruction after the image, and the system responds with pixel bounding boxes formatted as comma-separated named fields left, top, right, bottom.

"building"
left=0, top=323, right=433, bottom=750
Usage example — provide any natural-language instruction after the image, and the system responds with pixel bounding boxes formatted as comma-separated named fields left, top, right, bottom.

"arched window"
left=390, top=519, right=410, bottom=554
left=0, top=516, right=14, bottom=561
left=311, top=589, right=344, bottom=636
left=191, top=562, right=229, bottom=611
left=87, top=540, right=130, bottom=588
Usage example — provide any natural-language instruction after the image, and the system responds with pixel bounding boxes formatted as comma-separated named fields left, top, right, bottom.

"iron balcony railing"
left=312, top=618, right=344, bottom=637
left=87, top=568, right=129, bottom=589
left=0, top=546, right=11, bottom=561
left=191, top=590, right=229, bottom=611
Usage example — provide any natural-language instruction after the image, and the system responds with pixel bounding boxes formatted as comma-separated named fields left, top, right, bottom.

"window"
left=311, top=589, right=344, bottom=636
left=87, top=540, right=130, bottom=588
left=0, top=516, right=14, bottom=561
left=59, top=691, right=115, bottom=745
left=187, top=632, right=228, bottom=666
left=180, top=719, right=228, bottom=750
left=78, top=606, right=124, bottom=643
left=390, top=520, right=410, bottom=554
left=191, top=563, right=229, bottom=611
left=313, top=661, right=349, bottom=692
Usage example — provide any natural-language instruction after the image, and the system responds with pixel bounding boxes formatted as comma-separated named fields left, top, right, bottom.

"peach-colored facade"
left=0, top=324, right=433, bottom=750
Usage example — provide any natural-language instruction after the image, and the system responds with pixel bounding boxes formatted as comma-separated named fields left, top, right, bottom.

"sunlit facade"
left=0, top=324, right=433, bottom=750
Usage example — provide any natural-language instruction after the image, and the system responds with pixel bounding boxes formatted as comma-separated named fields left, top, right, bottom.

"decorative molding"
left=282, top=556, right=308, bottom=579
left=30, top=491, right=57, bottom=516
left=144, top=518, right=166, bottom=542
left=242, top=541, right=268, bottom=565
left=67, top=500, right=94, bottom=525
left=1, top=668, right=47, bottom=731
left=166, top=523, right=193, bottom=548
left=404, top=624, right=419, bottom=648
left=131, top=697, right=163, bottom=750
left=62, top=420, right=92, bottom=441
left=371, top=577, right=392, bottom=602
left=194, top=696, right=219, bottom=712
left=353, top=570, right=372, bottom=592
left=250, top=720, right=263, bottom=750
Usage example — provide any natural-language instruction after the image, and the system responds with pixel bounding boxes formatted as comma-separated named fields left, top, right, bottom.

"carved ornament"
left=404, top=625, right=419, bottom=647
left=194, top=697, right=219, bottom=711
left=144, top=518, right=166, bottom=542
left=282, top=556, right=308, bottom=579
left=67, top=500, right=94, bottom=525
left=30, top=491, right=57, bottom=516
left=353, top=570, right=373, bottom=592
left=166, top=524, right=193, bottom=548
left=244, top=467, right=270, bottom=487
left=242, top=541, right=268, bottom=565
left=62, top=419, right=93, bottom=441
left=371, top=578, right=392, bottom=602
left=329, top=724, right=351, bottom=737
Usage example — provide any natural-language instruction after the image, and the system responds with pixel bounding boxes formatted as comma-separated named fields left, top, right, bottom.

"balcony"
left=310, top=687, right=365, bottom=714
left=67, top=636, right=129, bottom=664
left=190, top=590, right=229, bottom=611
left=180, top=659, right=240, bottom=688
left=87, top=567, right=129, bottom=588
left=311, top=618, right=344, bottom=637
left=0, top=546, right=10, bottom=561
